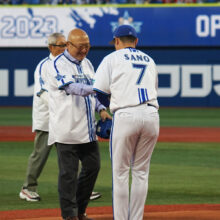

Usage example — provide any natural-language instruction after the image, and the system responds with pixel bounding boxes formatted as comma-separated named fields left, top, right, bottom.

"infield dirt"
left=1, top=204, right=220, bottom=220
left=1, top=126, right=220, bottom=142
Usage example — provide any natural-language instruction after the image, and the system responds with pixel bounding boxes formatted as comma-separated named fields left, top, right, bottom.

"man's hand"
left=99, top=109, right=112, bottom=121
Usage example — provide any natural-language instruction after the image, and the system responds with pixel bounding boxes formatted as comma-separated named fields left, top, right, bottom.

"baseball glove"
left=96, top=118, right=112, bottom=139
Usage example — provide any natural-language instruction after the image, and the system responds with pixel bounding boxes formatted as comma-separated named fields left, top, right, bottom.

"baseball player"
left=93, top=25, right=160, bottom=220
left=47, top=28, right=111, bottom=220
left=19, top=33, right=66, bottom=202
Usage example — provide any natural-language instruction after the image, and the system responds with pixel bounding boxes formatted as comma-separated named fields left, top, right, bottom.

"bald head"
left=67, top=28, right=91, bottom=61
left=68, top=28, right=89, bottom=45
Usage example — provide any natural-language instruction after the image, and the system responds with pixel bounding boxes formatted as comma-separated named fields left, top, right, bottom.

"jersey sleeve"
left=39, top=61, right=50, bottom=94
left=93, top=57, right=111, bottom=95
left=53, top=56, right=74, bottom=90
left=34, top=58, right=49, bottom=97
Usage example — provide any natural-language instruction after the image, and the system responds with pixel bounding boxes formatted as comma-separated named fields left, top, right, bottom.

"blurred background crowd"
left=0, top=0, right=219, bottom=5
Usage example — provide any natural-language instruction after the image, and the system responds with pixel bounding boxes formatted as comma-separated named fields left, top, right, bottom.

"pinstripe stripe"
left=138, top=88, right=149, bottom=104
left=76, top=65, right=83, bottom=75
left=141, top=88, right=146, bottom=103
left=84, top=97, right=93, bottom=142
left=110, top=114, right=115, bottom=220
left=77, top=63, right=95, bottom=141
left=138, top=88, right=142, bottom=104
left=145, top=88, right=149, bottom=101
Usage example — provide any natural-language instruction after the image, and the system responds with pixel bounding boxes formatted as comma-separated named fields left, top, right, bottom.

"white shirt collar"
left=49, top=53, right=55, bottom=60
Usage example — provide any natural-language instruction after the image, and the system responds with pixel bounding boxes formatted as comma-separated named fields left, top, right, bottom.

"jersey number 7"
left=132, top=64, right=147, bottom=85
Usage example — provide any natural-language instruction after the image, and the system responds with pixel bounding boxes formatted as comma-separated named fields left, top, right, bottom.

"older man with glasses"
left=19, top=33, right=66, bottom=202
left=46, top=28, right=111, bottom=220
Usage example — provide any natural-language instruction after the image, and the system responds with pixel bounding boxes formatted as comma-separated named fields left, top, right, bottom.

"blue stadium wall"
left=0, top=5, right=220, bottom=106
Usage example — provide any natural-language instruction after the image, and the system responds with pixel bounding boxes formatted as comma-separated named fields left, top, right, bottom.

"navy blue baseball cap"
left=109, top=25, right=137, bottom=45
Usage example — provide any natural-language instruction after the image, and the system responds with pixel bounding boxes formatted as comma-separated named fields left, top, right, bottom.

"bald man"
left=47, top=29, right=111, bottom=220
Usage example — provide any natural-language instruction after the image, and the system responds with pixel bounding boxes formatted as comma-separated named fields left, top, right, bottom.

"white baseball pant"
left=110, top=104, right=159, bottom=220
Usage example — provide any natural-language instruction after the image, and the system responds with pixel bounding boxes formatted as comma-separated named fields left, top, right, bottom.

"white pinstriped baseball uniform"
left=93, top=47, right=160, bottom=220
left=47, top=50, right=97, bottom=145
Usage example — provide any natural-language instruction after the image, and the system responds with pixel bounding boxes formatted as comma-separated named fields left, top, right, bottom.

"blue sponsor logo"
left=110, top=11, right=143, bottom=33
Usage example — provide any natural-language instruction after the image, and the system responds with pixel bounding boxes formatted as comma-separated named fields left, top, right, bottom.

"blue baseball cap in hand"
left=110, top=25, right=137, bottom=45
left=96, top=118, right=112, bottom=139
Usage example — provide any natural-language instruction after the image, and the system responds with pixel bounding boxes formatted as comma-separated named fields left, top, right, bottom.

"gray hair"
left=48, top=33, right=65, bottom=45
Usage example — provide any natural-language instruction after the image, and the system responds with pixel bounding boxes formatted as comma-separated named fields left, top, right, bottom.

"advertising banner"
left=0, top=6, right=220, bottom=47
left=0, top=48, right=219, bottom=106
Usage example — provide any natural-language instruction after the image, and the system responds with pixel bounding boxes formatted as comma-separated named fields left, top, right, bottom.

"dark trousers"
left=56, top=141, right=100, bottom=219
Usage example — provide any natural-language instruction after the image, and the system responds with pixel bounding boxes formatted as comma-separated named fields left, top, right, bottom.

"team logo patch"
left=110, top=11, right=143, bottom=34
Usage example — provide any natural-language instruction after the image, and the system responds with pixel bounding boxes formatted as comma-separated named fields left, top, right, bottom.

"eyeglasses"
left=68, top=41, right=91, bottom=50
left=50, top=44, right=67, bottom=48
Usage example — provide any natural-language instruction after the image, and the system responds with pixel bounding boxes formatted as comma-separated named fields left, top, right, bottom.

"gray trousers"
left=22, top=130, right=53, bottom=191
left=56, top=141, right=100, bottom=219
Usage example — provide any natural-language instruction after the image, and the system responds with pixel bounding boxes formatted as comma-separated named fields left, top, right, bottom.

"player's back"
left=107, top=47, right=158, bottom=112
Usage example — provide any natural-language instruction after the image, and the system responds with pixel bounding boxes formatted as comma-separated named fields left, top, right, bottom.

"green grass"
left=0, top=107, right=220, bottom=127
left=159, top=107, right=220, bottom=127
left=0, top=141, right=220, bottom=211
left=0, top=107, right=32, bottom=126
left=148, top=142, right=220, bottom=205
left=0, top=107, right=219, bottom=211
